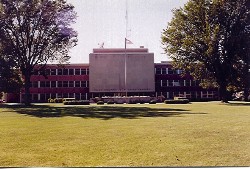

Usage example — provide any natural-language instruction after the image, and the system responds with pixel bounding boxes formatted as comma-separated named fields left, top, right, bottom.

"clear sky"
left=67, top=0, right=189, bottom=63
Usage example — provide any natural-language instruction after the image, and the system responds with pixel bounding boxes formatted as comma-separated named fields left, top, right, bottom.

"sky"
left=67, top=0, right=189, bottom=63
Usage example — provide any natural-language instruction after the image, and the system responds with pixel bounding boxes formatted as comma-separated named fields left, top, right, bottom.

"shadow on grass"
left=0, top=104, right=207, bottom=120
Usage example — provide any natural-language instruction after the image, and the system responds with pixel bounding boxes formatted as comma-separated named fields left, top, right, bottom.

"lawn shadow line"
left=1, top=104, right=207, bottom=120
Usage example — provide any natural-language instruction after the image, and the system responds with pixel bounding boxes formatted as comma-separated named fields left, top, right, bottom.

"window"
left=86, top=69, right=89, bottom=75
left=173, top=80, right=180, bottom=86
left=168, top=80, right=173, bottom=86
left=46, top=69, right=50, bottom=76
left=75, top=81, right=80, bottom=87
left=75, top=93, right=80, bottom=100
left=63, top=69, right=68, bottom=75
left=40, top=94, right=45, bottom=101
left=63, top=81, right=68, bottom=87
left=63, top=93, right=69, bottom=98
left=75, top=69, right=80, bottom=75
left=69, top=93, right=74, bottom=98
left=32, top=82, right=38, bottom=88
left=81, top=68, right=87, bottom=75
left=51, top=81, right=56, bottom=88
left=81, top=81, right=87, bottom=87
left=45, top=81, right=50, bottom=88
left=40, top=81, right=45, bottom=88
left=168, top=68, right=173, bottom=74
left=155, top=68, right=161, bottom=74
left=58, top=69, right=62, bottom=75
left=162, top=80, right=168, bottom=87
left=185, top=80, right=191, bottom=86
left=58, top=81, right=62, bottom=87
left=51, top=69, right=56, bottom=75
left=69, top=69, right=74, bottom=75
left=161, top=68, right=167, bottom=74
left=69, top=81, right=74, bottom=87
left=51, top=93, right=56, bottom=99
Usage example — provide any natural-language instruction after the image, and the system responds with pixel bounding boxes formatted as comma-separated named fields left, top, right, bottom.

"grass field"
left=0, top=102, right=249, bottom=167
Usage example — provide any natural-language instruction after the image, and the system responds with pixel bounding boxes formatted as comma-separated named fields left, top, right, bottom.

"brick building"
left=4, top=48, right=219, bottom=103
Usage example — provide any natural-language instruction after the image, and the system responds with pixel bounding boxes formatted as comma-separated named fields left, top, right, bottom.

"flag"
left=125, top=38, right=133, bottom=44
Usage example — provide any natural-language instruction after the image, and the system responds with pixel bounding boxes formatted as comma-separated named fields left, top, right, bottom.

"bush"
left=164, top=99, right=189, bottom=104
left=149, top=100, right=157, bottom=104
left=97, top=101, right=104, bottom=105
left=63, top=100, right=90, bottom=105
left=107, top=100, right=115, bottom=104
left=48, top=98, right=55, bottom=103
left=54, top=98, right=63, bottom=103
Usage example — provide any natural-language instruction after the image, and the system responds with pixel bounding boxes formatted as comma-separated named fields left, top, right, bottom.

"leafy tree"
left=0, top=0, right=77, bottom=105
left=162, top=0, right=250, bottom=102
left=0, top=55, right=23, bottom=94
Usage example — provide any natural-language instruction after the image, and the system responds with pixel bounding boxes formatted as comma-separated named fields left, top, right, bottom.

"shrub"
left=149, top=100, right=157, bottom=104
left=97, top=101, right=104, bottom=105
left=54, top=98, right=63, bottom=103
left=164, top=99, right=189, bottom=104
left=48, top=98, right=54, bottom=103
left=107, top=100, right=115, bottom=104
left=63, top=100, right=90, bottom=105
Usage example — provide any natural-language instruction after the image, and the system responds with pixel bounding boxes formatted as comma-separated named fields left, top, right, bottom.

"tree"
left=161, top=0, right=250, bottom=102
left=0, top=55, right=23, bottom=94
left=0, top=0, right=77, bottom=105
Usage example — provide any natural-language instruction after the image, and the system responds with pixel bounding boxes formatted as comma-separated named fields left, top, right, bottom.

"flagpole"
left=125, top=0, right=128, bottom=97
left=125, top=38, right=127, bottom=97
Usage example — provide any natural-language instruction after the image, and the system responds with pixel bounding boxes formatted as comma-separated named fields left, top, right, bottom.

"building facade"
left=4, top=48, right=219, bottom=103
left=89, top=48, right=155, bottom=97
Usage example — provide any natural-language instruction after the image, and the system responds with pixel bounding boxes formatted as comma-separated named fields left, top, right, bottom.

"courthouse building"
left=4, top=47, right=219, bottom=103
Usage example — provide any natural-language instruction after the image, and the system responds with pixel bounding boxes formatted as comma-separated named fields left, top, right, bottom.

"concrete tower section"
left=89, top=48, right=155, bottom=95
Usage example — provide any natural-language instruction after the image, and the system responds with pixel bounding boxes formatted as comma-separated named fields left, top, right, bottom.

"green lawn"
left=0, top=102, right=249, bottom=167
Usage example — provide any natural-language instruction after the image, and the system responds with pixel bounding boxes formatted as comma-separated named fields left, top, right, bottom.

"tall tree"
left=162, top=0, right=250, bottom=102
left=0, top=55, right=23, bottom=94
left=0, top=0, right=77, bottom=105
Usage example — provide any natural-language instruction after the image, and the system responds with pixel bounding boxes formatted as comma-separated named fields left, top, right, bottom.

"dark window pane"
left=75, top=69, right=80, bottom=75
left=69, top=69, right=74, bottom=75
left=51, top=81, right=56, bottom=88
left=58, top=81, right=62, bottom=87
left=75, top=81, right=80, bottom=87
left=51, top=69, right=56, bottom=75
left=162, top=68, right=166, bottom=74
left=40, top=81, right=45, bottom=88
left=69, top=81, right=74, bottom=87
left=63, top=81, right=68, bottom=87
left=45, top=81, right=50, bottom=88
left=155, top=68, right=161, bottom=74
left=81, top=69, right=86, bottom=75
left=46, top=69, right=50, bottom=76
left=58, top=69, right=62, bottom=75
left=63, top=69, right=68, bottom=75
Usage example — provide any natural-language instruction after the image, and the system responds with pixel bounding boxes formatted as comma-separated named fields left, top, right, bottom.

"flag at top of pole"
left=125, top=38, right=133, bottom=44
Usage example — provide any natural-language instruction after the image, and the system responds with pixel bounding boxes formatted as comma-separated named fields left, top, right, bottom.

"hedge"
left=164, top=99, right=189, bottom=104
left=63, top=100, right=90, bottom=105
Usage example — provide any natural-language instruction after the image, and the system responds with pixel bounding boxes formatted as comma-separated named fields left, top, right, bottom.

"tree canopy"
left=162, top=0, right=250, bottom=102
left=0, top=0, right=78, bottom=105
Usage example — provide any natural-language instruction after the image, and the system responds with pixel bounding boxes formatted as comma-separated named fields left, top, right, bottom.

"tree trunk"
left=219, top=82, right=229, bottom=103
left=24, top=73, right=31, bottom=106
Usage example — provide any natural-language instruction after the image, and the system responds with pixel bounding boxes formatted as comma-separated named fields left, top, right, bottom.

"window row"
left=155, top=68, right=183, bottom=75
left=31, top=81, right=89, bottom=88
left=156, top=80, right=200, bottom=87
left=22, top=93, right=89, bottom=102
left=156, top=91, right=218, bottom=99
left=33, top=68, right=89, bottom=76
